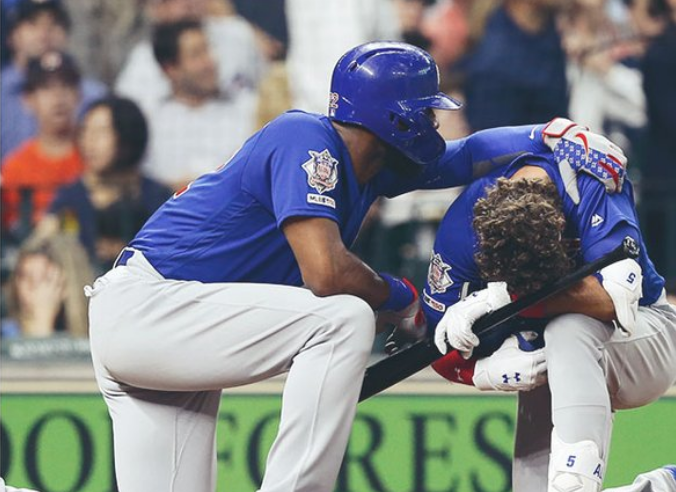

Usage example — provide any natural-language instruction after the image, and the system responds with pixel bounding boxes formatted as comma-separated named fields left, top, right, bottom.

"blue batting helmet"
left=329, top=42, right=461, bottom=166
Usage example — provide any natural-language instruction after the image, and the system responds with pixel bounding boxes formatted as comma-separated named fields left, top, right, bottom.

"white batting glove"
left=473, top=333, right=547, bottom=392
left=434, top=282, right=511, bottom=358
left=542, top=118, right=627, bottom=204
left=599, top=258, right=643, bottom=335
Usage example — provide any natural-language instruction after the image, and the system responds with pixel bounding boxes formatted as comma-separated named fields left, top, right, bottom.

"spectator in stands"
left=60, top=0, right=146, bottom=84
left=1, top=234, right=92, bottom=339
left=115, top=0, right=264, bottom=117
left=285, top=0, right=400, bottom=113
left=31, top=96, right=173, bottom=272
left=561, top=0, right=647, bottom=152
left=1, top=0, right=107, bottom=160
left=422, top=0, right=473, bottom=71
left=142, top=19, right=255, bottom=190
left=238, top=0, right=292, bottom=129
left=460, top=0, right=569, bottom=131
left=252, top=24, right=291, bottom=129
left=1, top=51, right=83, bottom=240
left=393, top=0, right=432, bottom=50
left=640, top=0, right=676, bottom=291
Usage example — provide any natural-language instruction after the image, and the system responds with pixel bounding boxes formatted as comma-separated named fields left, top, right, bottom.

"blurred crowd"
left=1, top=0, right=675, bottom=348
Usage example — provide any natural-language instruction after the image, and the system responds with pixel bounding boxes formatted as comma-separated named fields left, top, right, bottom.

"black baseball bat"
left=359, top=236, right=640, bottom=402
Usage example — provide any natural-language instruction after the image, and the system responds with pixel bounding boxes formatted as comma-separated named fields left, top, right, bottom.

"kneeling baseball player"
left=396, top=119, right=676, bottom=492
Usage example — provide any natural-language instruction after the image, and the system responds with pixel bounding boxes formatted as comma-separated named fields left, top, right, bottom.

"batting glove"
left=598, top=258, right=643, bottom=335
left=434, top=282, right=511, bottom=358
left=473, top=332, right=547, bottom=392
left=382, top=303, right=427, bottom=355
left=542, top=118, right=627, bottom=204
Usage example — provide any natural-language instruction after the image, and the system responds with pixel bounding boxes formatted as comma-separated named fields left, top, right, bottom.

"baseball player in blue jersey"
left=418, top=119, right=676, bottom=492
left=86, top=42, right=632, bottom=492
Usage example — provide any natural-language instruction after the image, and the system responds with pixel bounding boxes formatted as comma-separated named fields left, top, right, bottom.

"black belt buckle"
left=113, top=248, right=135, bottom=268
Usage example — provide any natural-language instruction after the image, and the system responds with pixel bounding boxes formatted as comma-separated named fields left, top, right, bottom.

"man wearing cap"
left=0, top=0, right=107, bottom=160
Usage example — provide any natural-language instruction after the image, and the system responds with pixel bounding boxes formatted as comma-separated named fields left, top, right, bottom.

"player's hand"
left=542, top=117, right=627, bottom=204
left=472, top=332, right=547, bottom=392
left=434, top=282, right=511, bottom=358
left=382, top=302, right=427, bottom=355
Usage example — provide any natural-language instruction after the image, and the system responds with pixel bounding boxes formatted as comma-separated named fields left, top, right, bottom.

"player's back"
left=423, top=154, right=665, bottom=327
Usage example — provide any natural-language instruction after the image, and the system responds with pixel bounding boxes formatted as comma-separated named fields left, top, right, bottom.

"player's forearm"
left=538, top=276, right=616, bottom=321
left=438, top=125, right=543, bottom=185
left=303, top=247, right=389, bottom=309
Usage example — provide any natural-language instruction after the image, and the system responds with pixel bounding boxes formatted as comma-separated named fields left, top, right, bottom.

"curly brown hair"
left=473, top=178, right=573, bottom=296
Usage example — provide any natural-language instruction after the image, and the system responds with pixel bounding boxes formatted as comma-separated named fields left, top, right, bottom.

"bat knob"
left=622, top=236, right=640, bottom=259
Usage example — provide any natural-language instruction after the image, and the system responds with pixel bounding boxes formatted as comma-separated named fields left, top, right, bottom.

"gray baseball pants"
left=513, top=296, right=676, bottom=491
left=87, top=250, right=375, bottom=492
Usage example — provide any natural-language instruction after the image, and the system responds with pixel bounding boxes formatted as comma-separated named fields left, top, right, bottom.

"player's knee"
left=546, top=314, right=608, bottom=345
left=328, top=295, right=375, bottom=348
left=545, top=314, right=609, bottom=359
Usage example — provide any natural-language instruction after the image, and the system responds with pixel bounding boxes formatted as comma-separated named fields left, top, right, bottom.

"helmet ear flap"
left=389, top=112, right=413, bottom=135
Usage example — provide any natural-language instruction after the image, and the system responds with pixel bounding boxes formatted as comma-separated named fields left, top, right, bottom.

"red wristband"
left=431, top=350, right=477, bottom=386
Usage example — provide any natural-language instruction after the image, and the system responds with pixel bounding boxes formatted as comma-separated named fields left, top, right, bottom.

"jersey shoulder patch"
left=302, top=149, right=339, bottom=194
left=428, top=252, right=453, bottom=294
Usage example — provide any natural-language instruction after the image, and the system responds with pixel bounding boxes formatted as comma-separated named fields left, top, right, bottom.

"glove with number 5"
left=434, top=282, right=511, bottom=358
left=473, top=332, right=547, bottom=392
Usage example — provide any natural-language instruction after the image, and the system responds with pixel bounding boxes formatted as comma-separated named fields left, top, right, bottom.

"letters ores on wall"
left=2, top=395, right=675, bottom=492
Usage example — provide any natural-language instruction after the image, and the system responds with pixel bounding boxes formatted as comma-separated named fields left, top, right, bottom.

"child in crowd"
left=1, top=234, right=92, bottom=339
left=1, top=51, right=83, bottom=239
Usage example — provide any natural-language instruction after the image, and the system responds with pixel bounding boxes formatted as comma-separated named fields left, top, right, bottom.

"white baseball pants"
left=87, top=250, right=376, bottom=492
left=513, top=296, right=676, bottom=491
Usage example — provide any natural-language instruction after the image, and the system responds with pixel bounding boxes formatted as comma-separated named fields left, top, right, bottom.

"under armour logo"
left=502, top=372, right=521, bottom=384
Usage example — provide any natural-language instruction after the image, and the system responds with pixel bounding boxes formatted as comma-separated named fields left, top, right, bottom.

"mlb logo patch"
left=428, top=252, right=453, bottom=294
left=302, top=149, right=339, bottom=194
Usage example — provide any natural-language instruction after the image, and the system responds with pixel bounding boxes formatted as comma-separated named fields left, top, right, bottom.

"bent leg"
left=258, top=296, right=375, bottom=492
left=544, top=302, right=676, bottom=491
left=97, top=379, right=221, bottom=492
left=89, top=255, right=376, bottom=492
left=513, top=383, right=553, bottom=492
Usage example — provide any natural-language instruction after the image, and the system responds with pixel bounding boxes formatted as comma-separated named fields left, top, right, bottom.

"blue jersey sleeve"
left=564, top=174, right=665, bottom=305
left=420, top=187, right=487, bottom=329
left=572, top=174, right=640, bottom=263
left=375, top=124, right=549, bottom=197
left=244, top=114, right=346, bottom=229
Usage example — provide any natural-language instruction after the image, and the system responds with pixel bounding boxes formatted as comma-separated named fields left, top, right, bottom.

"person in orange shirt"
left=1, top=50, right=84, bottom=238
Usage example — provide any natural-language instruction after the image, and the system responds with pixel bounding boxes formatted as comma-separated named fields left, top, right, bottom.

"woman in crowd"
left=32, top=95, right=172, bottom=272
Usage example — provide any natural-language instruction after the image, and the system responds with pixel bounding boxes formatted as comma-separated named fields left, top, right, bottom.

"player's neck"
left=332, top=122, right=386, bottom=185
